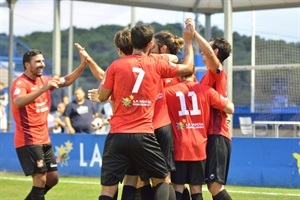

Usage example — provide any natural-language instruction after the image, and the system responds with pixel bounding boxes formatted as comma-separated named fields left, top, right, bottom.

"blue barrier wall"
left=0, top=133, right=106, bottom=177
left=0, top=133, right=299, bottom=188
left=229, top=138, right=300, bottom=188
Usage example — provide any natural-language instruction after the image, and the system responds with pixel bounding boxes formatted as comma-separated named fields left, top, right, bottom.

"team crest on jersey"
left=14, top=88, right=21, bottom=95
left=165, top=78, right=172, bottom=84
left=55, top=140, right=73, bottom=167
left=122, top=95, right=134, bottom=107
left=176, top=119, right=187, bottom=130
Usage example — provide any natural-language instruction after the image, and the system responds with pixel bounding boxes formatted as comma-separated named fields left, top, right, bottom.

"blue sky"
left=0, top=0, right=299, bottom=42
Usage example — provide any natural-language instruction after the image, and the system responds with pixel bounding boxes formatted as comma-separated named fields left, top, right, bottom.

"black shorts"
left=205, top=135, right=231, bottom=185
left=155, top=124, right=176, bottom=171
left=16, top=144, right=57, bottom=176
left=126, top=163, right=138, bottom=176
left=171, top=160, right=206, bottom=185
left=101, top=133, right=168, bottom=186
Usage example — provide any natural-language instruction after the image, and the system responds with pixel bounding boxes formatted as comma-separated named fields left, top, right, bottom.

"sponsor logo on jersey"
left=176, top=119, right=204, bottom=130
left=122, top=95, right=134, bottom=107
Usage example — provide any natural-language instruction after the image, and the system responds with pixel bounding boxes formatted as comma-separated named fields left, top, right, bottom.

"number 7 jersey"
left=101, top=54, right=179, bottom=134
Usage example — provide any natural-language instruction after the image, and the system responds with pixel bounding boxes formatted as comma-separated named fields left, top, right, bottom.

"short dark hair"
left=210, top=37, right=232, bottom=63
left=131, top=24, right=154, bottom=50
left=114, top=27, right=133, bottom=55
left=22, top=49, right=43, bottom=70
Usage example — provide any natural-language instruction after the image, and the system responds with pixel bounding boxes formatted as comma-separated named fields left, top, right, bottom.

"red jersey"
left=11, top=74, right=52, bottom=148
left=152, top=76, right=182, bottom=130
left=101, top=54, right=179, bottom=133
left=152, top=80, right=171, bottom=129
left=165, top=81, right=228, bottom=161
left=200, top=69, right=230, bottom=139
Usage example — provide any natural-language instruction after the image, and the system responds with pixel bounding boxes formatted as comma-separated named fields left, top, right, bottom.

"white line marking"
left=226, top=189, right=300, bottom=197
left=0, top=176, right=99, bottom=185
left=0, top=176, right=299, bottom=197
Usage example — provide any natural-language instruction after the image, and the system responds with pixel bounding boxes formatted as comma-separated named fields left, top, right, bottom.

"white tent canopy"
left=78, top=0, right=300, bottom=13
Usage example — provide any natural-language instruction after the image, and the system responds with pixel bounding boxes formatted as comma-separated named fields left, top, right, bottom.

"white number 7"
left=132, top=67, right=145, bottom=93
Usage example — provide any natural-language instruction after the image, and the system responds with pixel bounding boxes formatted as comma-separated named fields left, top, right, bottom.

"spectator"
left=91, top=117, right=109, bottom=135
left=97, top=102, right=112, bottom=133
left=0, top=82, right=8, bottom=132
left=64, top=87, right=98, bottom=134
left=49, top=102, right=66, bottom=133
left=0, top=82, right=8, bottom=106
left=0, top=101, right=7, bottom=132
left=98, top=102, right=113, bottom=120
left=50, top=74, right=69, bottom=113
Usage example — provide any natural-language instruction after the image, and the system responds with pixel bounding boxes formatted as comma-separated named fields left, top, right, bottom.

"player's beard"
left=34, top=67, right=44, bottom=77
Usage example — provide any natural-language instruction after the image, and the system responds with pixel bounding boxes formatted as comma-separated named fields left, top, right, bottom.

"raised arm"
left=74, top=43, right=105, bottom=81
left=194, top=31, right=221, bottom=71
left=176, top=18, right=194, bottom=76
left=88, top=59, right=105, bottom=81
left=58, top=43, right=88, bottom=87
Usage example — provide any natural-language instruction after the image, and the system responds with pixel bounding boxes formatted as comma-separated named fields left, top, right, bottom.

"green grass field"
left=0, top=172, right=299, bottom=200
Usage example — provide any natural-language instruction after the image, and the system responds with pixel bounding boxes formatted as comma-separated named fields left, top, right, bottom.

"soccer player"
left=152, top=30, right=184, bottom=87
left=134, top=30, right=186, bottom=200
left=10, top=44, right=87, bottom=200
left=97, top=22, right=194, bottom=200
left=81, top=28, right=179, bottom=200
left=165, top=70, right=234, bottom=200
left=81, top=28, right=135, bottom=200
left=86, top=27, right=133, bottom=83
left=188, top=20, right=234, bottom=200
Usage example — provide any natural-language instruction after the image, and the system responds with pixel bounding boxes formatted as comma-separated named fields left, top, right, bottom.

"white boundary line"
left=1, top=176, right=299, bottom=197
left=226, top=189, right=300, bottom=197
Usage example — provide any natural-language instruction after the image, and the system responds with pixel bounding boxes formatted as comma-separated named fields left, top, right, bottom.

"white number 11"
left=176, top=91, right=201, bottom=116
